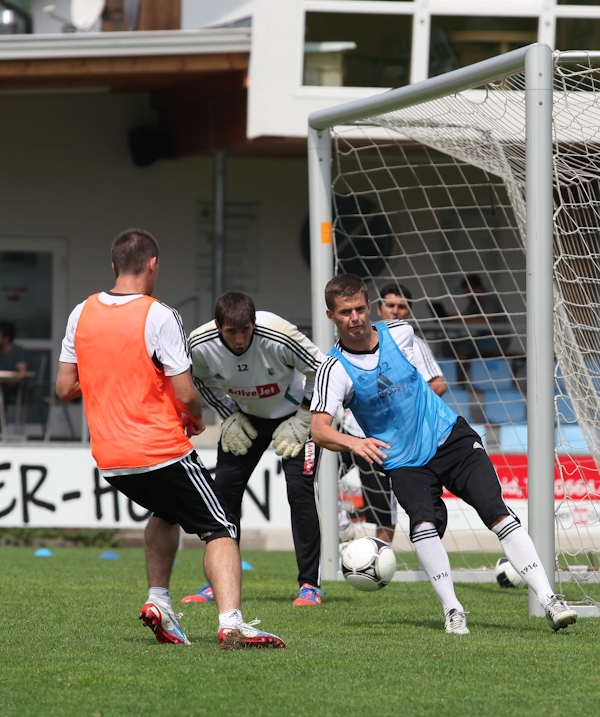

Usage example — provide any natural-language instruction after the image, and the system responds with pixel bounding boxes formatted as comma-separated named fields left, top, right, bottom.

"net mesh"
left=332, top=53, right=600, bottom=601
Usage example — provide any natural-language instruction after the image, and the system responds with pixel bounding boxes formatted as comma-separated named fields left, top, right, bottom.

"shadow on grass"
left=343, top=616, right=442, bottom=631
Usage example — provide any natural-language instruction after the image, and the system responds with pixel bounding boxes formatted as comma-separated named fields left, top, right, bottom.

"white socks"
left=219, top=609, right=244, bottom=629
left=148, top=587, right=172, bottom=611
left=492, top=516, right=555, bottom=608
left=149, top=588, right=245, bottom=629
left=412, top=522, right=463, bottom=616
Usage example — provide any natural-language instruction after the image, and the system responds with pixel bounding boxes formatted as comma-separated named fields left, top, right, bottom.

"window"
left=429, top=16, right=538, bottom=78
left=556, top=17, right=600, bottom=51
left=304, top=12, right=412, bottom=88
left=0, top=251, right=52, bottom=339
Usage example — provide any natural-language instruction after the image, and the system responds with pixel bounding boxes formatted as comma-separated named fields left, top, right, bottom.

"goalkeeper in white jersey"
left=312, top=274, right=577, bottom=634
left=185, top=291, right=324, bottom=606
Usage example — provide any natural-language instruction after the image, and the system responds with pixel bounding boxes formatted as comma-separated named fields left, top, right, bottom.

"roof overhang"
left=0, top=28, right=306, bottom=159
left=0, top=29, right=251, bottom=60
left=0, top=29, right=250, bottom=91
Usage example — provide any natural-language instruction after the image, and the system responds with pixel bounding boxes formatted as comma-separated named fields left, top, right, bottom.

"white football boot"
left=444, top=609, right=470, bottom=634
left=545, top=596, right=578, bottom=632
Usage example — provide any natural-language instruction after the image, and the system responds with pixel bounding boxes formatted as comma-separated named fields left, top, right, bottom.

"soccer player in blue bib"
left=311, top=274, right=576, bottom=634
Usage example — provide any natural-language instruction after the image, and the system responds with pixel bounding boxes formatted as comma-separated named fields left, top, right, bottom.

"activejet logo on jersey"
left=377, top=373, right=406, bottom=401
left=227, top=383, right=281, bottom=399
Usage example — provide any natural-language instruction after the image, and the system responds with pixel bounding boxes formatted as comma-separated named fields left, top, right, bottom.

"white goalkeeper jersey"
left=189, top=311, right=323, bottom=420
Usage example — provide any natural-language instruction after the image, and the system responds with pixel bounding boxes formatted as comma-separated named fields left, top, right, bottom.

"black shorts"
left=106, top=451, right=237, bottom=543
left=388, top=417, right=514, bottom=539
left=341, top=451, right=394, bottom=526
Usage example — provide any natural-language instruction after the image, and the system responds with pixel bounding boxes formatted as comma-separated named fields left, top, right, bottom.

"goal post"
left=308, top=43, right=556, bottom=617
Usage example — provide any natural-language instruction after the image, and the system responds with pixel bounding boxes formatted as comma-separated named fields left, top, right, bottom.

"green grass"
left=1, top=547, right=600, bottom=717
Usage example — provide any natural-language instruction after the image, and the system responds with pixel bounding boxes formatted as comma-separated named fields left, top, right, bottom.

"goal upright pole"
left=308, top=125, right=339, bottom=581
left=525, top=43, right=556, bottom=616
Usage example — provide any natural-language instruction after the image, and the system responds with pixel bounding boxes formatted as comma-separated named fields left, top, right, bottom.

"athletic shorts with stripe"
left=388, top=417, right=516, bottom=540
left=341, top=450, right=394, bottom=527
left=106, top=451, right=237, bottom=543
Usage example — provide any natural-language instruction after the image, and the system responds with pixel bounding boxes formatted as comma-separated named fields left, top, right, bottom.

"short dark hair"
left=0, top=321, right=16, bottom=341
left=111, top=228, right=159, bottom=277
left=380, top=283, right=412, bottom=306
left=215, top=291, right=256, bottom=328
left=461, top=273, right=485, bottom=292
left=325, top=274, right=369, bottom=310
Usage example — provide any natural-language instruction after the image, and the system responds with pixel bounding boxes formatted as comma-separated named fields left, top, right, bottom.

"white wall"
left=247, top=0, right=600, bottom=139
left=0, top=91, right=313, bottom=360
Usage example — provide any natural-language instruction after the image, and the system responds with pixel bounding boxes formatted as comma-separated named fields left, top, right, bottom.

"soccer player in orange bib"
left=55, top=228, right=284, bottom=649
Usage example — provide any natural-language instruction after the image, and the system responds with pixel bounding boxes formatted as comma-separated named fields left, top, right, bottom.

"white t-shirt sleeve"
left=412, top=335, right=443, bottom=384
left=387, top=322, right=415, bottom=365
left=59, top=296, right=191, bottom=376
left=256, top=312, right=323, bottom=399
left=59, top=301, right=86, bottom=363
left=147, top=302, right=191, bottom=376
left=310, top=356, right=353, bottom=417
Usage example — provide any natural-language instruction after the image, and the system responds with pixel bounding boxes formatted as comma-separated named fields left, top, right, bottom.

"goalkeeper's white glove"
left=272, top=407, right=312, bottom=460
left=220, top=412, right=258, bottom=456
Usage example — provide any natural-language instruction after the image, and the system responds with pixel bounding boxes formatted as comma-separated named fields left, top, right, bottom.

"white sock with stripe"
left=219, top=609, right=244, bottom=629
left=492, top=516, right=555, bottom=608
left=148, top=587, right=173, bottom=612
left=412, top=522, right=463, bottom=616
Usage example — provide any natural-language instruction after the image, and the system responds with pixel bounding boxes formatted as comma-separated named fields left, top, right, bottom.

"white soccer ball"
left=494, top=556, right=526, bottom=589
left=342, top=537, right=397, bottom=592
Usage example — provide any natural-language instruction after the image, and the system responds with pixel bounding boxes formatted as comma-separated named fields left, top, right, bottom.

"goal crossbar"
left=308, top=43, right=556, bottom=618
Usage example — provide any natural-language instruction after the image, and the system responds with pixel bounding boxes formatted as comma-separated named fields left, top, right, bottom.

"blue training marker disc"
left=34, top=548, right=53, bottom=557
left=100, top=551, right=119, bottom=560
left=241, top=560, right=254, bottom=571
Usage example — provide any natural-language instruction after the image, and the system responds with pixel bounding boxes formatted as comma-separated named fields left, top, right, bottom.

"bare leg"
left=204, top=537, right=242, bottom=613
left=376, top=525, right=395, bottom=544
left=145, top=516, right=179, bottom=588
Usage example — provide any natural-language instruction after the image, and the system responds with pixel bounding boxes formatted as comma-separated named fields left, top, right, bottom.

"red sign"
left=441, top=454, right=600, bottom=501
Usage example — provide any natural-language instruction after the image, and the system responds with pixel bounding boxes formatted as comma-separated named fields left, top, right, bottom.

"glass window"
left=556, top=18, right=600, bottom=51
left=0, top=252, right=52, bottom=339
left=429, top=16, right=538, bottom=78
left=304, top=12, right=412, bottom=88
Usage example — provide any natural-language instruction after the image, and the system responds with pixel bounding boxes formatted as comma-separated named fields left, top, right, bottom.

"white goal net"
left=329, top=51, right=600, bottom=604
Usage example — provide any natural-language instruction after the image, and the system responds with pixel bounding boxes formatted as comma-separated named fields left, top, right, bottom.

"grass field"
left=2, top=547, right=600, bottom=717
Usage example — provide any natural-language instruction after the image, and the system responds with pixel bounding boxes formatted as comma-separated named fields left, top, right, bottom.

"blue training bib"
left=330, top=322, right=457, bottom=470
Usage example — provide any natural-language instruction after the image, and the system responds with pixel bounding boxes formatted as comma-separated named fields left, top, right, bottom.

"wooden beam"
left=0, top=53, right=248, bottom=86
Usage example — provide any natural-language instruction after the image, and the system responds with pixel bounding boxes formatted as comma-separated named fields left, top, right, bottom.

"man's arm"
left=428, top=375, right=447, bottom=396
left=56, top=361, right=82, bottom=402
left=169, top=370, right=206, bottom=436
left=311, top=412, right=389, bottom=465
left=262, top=317, right=322, bottom=401
left=412, top=335, right=447, bottom=397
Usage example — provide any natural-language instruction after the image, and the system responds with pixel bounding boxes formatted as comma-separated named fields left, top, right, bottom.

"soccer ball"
left=341, top=537, right=397, bottom=592
left=494, top=556, right=526, bottom=589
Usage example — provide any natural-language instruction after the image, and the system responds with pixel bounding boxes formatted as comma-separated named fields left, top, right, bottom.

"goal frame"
left=308, top=43, right=560, bottom=617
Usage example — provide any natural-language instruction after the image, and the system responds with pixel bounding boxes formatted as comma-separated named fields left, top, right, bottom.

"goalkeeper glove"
left=220, top=412, right=258, bottom=456
left=272, top=407, right=312, bottom=460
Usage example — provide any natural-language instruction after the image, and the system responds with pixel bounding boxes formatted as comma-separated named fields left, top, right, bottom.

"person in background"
left=0, top=320, right=28, bottom=405
left=456, top=273, right=512, bottom=360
